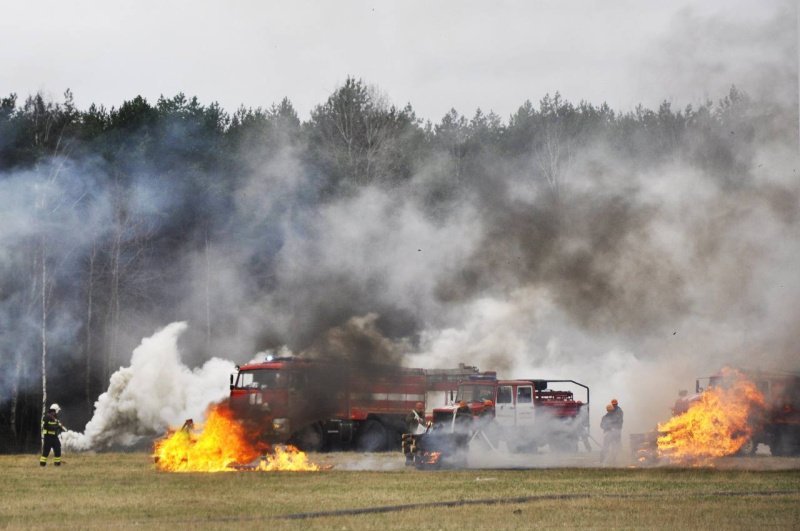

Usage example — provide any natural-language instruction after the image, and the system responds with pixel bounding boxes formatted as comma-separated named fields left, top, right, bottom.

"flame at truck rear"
left=153, top=403, right=320, bottom=472
left=657, top=368, right=766, bottom=464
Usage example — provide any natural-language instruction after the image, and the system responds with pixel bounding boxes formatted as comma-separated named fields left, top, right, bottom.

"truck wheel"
left=292, top=423, right=324, bottom=452
left=736, top=438, right=757, bottom=456
left=771, top=428, right=798, bottom=457
left=357, top=419, right=388, bottom=452
left=550, top=435, right=578, bottom=454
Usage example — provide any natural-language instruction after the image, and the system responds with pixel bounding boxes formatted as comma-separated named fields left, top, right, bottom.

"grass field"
left=1, top=452, right=798, bottom=529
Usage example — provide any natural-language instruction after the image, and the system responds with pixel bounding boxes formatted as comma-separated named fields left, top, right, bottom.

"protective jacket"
left=41, top=412, right=64, bottom=437
left=405, top=410, right=426, bottom=434
left=607, top=407, right=624, bottom=430
left=40, top=411, right=64, bottom=466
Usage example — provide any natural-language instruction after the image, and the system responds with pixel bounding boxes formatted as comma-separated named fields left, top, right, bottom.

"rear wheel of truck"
left=736, top=437, right=757, bottom=456
left=770, top=427, right=799, bottom=457
left=356, top=419, right=388, bottom=451
left=549, top=435, right=578, bottom=453
left=292, top=423, right=324, bottom=452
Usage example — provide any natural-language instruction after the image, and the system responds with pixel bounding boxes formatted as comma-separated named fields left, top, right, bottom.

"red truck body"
left=697, top=368, right=800, bottom=456
left=228, top=357, right=481, bottom=451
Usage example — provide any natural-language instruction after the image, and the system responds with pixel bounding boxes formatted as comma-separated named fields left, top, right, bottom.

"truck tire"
left=356, top=419, right=388, bottom=452
left=549, top=435, right=578, bottom=454
left=771, top=428, right=799, bottom=457
left=292, top=423, right=324, bottom=452
left=736, top=437, right=757, bottom=456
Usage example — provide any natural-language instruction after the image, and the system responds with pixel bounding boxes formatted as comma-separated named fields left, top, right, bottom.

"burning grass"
left=152, top=403, right=320, bottom=472
left=1, top=452, right=798, bottom=529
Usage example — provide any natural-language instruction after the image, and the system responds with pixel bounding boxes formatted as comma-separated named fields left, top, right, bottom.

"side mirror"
left=230, top=374, right=234, bottom=390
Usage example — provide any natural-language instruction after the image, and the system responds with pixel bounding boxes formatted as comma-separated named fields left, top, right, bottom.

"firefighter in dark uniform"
left=41, top=403, right=65, bottom=467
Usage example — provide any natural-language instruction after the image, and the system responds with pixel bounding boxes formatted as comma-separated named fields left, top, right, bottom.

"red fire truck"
left=228, top=356, right=481, bottom=451
left=404, top=374, right=590, bottom=468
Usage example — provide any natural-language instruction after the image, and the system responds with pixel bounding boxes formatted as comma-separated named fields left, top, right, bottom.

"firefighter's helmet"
left=483, top=399, right=494, bottom=408
left=458, top=400, right=468, bottom=408
left=49, top=403, right=61, bottom=413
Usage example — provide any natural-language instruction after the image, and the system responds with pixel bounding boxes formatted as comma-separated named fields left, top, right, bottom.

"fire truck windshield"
left=456, top=384, right=495, bottom=403
left=235, top=369, right=286, bottom=389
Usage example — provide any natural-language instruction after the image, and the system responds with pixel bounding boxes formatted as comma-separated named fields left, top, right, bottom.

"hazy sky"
left=0, top=0, right=791, bottom=121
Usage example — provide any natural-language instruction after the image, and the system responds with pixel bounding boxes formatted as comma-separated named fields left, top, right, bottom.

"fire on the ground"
left=152, top=403, right=321, bottom=472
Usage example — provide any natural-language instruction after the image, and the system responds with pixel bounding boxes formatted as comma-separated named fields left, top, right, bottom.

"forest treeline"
left=0, top=77, right=768, bottom=451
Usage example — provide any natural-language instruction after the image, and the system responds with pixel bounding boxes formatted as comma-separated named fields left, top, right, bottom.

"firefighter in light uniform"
left=405, top=402, right=426, bottom=435
left=454, top=401, right=472, bottom=434
left=403, top=402, right=426, bottom=466
left=40, top=404, right=65, bottom=467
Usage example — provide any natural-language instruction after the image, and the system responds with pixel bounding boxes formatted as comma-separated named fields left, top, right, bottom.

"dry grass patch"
left=0, top=452, right=797, bottom=529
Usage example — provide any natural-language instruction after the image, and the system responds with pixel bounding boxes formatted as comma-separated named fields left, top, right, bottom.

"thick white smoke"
left=62, top=322, right=235, bottom=451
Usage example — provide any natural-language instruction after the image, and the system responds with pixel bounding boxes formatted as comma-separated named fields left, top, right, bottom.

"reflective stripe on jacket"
left=41, top=414, right=63, bottom=436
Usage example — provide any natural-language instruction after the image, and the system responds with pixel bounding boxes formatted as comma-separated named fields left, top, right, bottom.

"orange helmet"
left=606, top=404, right=614, bottom=412
left=458, top=400, right=468, bottom=408
left=611, top=398, right=618, bottom=406
left=483, top=399, right=494, bottom=407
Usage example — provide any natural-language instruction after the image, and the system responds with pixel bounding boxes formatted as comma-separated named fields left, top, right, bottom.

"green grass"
left=1, top=453, right=798, bottom=529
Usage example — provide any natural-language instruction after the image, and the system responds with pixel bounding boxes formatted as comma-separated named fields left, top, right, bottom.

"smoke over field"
left=1, top=2, right=798, bottom=451
left=62, top=322, right=233, bottom=451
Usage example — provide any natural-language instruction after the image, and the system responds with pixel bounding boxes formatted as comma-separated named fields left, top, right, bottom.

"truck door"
left=495, top=385, right=515, bottom=427
left=516, top=385, right=535, bottom=428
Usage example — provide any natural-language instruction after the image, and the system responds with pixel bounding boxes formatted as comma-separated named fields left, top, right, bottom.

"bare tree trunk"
left=9, top=349, right=21, bottom=443
left=13, top=244, right=41, bottom=448
left=205, top=228, right=211, bottom=349
left=333, top=97, right=360, bottom=183
left=535, top=120, right=572, bottom=199
left=104, top=177, right=124, bottom=382
left=108, top=224, right=121, bottom=382
left=85, top=241, right=96, bottom=409
left=40, top=231, right=48, bottom=419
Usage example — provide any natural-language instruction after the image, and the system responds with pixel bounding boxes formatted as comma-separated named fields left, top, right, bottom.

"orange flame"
left=153, top=403, right=320, bottom=472
left=255, top=445, right=320, bottom=471
left=657, top=369, right=765, bottom=464
left=424, top=451, right=442, bottom=465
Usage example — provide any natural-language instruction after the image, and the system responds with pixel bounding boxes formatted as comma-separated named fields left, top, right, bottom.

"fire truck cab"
left=454, top=375, right=589, bottom=452
left=404, top=374, right=589, bottom=468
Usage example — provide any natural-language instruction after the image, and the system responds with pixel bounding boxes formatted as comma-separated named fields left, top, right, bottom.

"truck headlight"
left=272, top=418, right=290, bottom=434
